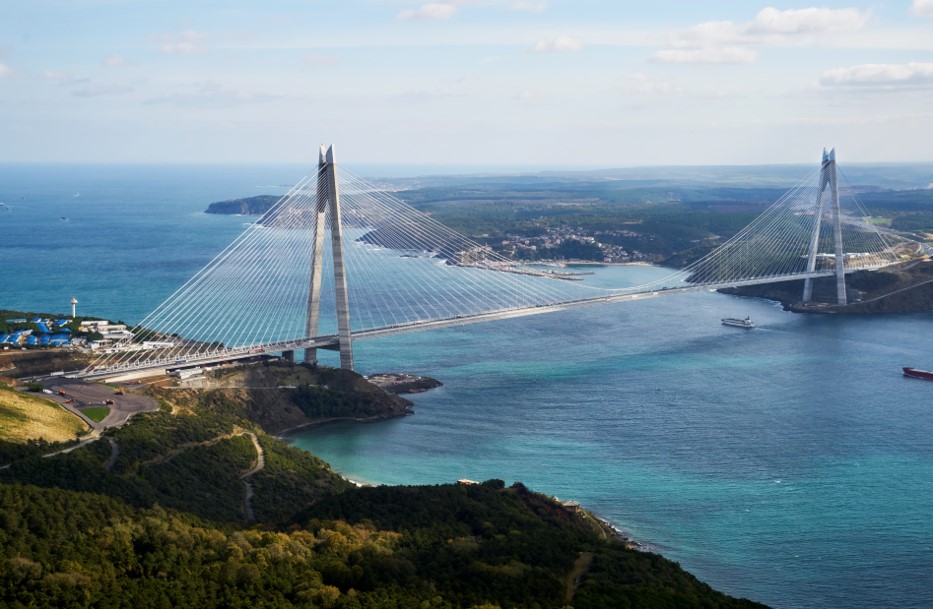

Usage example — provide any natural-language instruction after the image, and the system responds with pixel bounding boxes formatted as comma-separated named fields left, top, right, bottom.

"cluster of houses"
left=1, top=317, right=75, bottom=348
left=498, top=225, right=655, bottom=263
left=0, top=317, right=135, bottom=350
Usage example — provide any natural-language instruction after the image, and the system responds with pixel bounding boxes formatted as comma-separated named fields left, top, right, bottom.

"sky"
left=2, top=0, right=933, bottom=167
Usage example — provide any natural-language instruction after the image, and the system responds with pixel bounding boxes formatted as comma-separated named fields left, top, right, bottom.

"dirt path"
left=104, top=437, right=119, bottom=471
left=565, top=551, right=594, bottom=603
left=41, top=430, right=102, bottom=458
left=140, top=432, right=241, bottom=466
left=240, top=432, right=265, bottom=523
left=134, top=427, right=266, bottom=522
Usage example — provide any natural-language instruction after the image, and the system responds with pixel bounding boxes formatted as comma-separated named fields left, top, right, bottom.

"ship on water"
left=902, top=367, right=933, bottom=381
left=722, top=316, right=755, bottom=329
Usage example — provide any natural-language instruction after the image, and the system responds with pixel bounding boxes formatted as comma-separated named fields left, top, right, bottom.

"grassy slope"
left=0, top=388, right=88, bottom=443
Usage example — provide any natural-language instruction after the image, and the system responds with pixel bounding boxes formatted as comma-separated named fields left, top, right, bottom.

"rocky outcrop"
left=181, top=361, right=415, bottom=435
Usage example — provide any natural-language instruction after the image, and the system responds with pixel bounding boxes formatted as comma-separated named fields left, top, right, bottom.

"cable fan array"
left=638, top=165, right=901, bottom=289
left=89, top=166, right=613, bottom=372
left=87, top=157, right=905, bottom=375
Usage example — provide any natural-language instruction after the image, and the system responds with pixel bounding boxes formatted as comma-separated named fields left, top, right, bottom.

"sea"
left=2, top=163, right=931, bottom=609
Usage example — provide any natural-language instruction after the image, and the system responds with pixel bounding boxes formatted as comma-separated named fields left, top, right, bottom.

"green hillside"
left=0, top=360, right=770, bottom=608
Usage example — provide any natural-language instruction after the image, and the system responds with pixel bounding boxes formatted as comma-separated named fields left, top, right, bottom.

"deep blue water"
left=2, top=164, right=932, bottom=609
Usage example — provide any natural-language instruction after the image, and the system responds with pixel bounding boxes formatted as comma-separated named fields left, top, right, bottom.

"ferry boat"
left=902, top=367, right=933, bottom=381
left=722, top=316, right=755, bottom=329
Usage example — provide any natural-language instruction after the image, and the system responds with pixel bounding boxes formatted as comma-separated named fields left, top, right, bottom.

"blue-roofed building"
left=39, top=335, right=51, bottom=346
left=58, top=327, right=72, bottom=333
left=37, top=322, right=52, bottom=334
left=0, top=334, right=10, bottom=344
left=5, top=318, right=27, bottom=324
left=29, top=317, right=43, bottom=323
left=55, top=319, right=71, bottom=326
left=51, top=333, right=70, bottom=341
left=25, top=336, right=38, bottom=346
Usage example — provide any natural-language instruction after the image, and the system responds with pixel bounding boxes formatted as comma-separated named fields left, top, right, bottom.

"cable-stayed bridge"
left=81, top=147, right=907, bottom=379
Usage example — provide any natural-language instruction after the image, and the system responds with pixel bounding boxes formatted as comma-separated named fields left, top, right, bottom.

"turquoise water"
left=3, top=165, right=932, bottom=609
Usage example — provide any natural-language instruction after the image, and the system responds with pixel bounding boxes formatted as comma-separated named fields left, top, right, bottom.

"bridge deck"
left=77, top=268, right=867, bottom=380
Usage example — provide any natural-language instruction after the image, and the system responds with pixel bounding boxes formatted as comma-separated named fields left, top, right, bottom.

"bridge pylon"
left=302, top=144, right=354, bottom=369
left=802, top=148, right=847, bottom=306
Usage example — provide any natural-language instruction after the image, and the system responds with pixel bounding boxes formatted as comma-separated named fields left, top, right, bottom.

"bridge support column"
left=802, top=148, right=847, bottom=305
left=303, top=144, right=354, bottom=370
left=828, top=150, right=847, bottom=306
left=304, top=146, right=330, bottom=365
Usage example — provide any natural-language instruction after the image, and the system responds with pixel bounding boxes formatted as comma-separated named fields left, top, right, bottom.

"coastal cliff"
left=180, top=361, right=416, bottom=435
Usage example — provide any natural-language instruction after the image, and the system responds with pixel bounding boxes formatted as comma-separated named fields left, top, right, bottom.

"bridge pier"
left=303, top=144, right=354, bottom=370
left=802, top=148, right=847, bottom=306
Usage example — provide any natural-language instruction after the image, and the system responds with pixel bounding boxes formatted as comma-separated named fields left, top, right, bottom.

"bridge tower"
left=802, top=148, right=847, bottom=306
left=302, top=144, right=354, bottom=370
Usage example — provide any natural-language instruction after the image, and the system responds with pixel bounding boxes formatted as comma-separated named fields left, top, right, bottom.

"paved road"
left=40, top=378, right=159, bottom=430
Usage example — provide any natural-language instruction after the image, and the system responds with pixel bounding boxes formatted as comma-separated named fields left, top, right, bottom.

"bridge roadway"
left=78, top=268, right=870, bottom=380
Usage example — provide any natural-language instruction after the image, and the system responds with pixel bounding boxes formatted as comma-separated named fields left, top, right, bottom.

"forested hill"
left=0, top=481, right=769, bottom=609
left=1, top=360, right=770, bottom=608
left=205, top=195, right=280, bottom=215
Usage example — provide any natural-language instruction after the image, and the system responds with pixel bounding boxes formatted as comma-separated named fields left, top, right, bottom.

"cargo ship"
left=902, top=367, right=933, bottom=381
left=722, top=317, right=755, bottom=329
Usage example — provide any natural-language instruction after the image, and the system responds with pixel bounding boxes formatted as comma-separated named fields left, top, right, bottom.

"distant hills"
left=205, top=195, right=279, bottom=215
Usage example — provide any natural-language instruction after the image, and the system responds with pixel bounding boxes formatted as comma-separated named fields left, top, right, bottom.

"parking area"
left=41, top=378, right=159, bottom=429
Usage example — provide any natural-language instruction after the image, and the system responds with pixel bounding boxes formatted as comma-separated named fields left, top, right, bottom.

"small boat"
left=722, top=316, right=755, bottom=328
left=903, top=367, right=933, bottom=381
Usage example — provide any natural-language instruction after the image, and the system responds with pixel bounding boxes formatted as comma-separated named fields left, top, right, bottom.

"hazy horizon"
left=4, top=2, right=933, bottom=166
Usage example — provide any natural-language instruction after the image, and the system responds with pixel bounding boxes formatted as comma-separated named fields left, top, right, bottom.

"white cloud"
left=670, top=20, right=742, bottom=48
left=102, top=54, right=127, bottom=67
left=821, top=62, right=933, bottom=86
left=910, top=0, right=933, bottom=16
left=43, top=70, right=70, bottom=81
left=747, top=7, right=868, bottom=36
left=305, top=54, right=339, bottom=66
left=43, top=70, right=89, bottom=86
left=0, top=62, right=9, bottom=77
left=628, top=73, right=685, bottom=95
left=160, top=31, right=208, bottom=54
left=145, top=81, right=284, bottom=106
left=512, top=90, right=545, bottom=103
left=398, top=3, right=456, bottom=21
left=395, top=0, right=545, bottom=18
left=511, top=0, right=547, bottom=12
left=654, top=7, right=870, bottom=65
left=652, top=47, right=757, bottom=64
left=73, top=84, right=133, bottom=97
left=529, top=35, right=582, bottom=53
